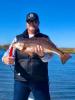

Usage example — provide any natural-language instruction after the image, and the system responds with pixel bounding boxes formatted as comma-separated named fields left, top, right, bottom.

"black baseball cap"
left=26, top=12, right=39, bottom=23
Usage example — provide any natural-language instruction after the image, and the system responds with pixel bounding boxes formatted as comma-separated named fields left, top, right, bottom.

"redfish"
left=12, top=37, right=71, bottom=64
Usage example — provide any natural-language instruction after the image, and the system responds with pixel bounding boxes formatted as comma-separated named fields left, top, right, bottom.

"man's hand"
left=34, top=45, right=45, bottom=57
left=2, top=56, right=15, bottom=65
left=25, top=45, right=45, bottom=57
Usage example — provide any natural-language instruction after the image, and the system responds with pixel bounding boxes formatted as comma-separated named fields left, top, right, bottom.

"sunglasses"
left=27, top=20, right=39, bottom=24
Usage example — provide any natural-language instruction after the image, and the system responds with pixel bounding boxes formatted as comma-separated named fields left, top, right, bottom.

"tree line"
left=0, top=44, right=9, bottom=50
left=0, top=44, right=75, bottom=53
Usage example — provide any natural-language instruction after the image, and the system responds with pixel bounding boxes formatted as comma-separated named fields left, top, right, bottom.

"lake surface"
left=0, top=50, right=75, bottom=100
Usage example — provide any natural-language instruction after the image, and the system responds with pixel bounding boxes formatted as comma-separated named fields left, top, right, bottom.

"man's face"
left=26, top=21, right=39, bottom=33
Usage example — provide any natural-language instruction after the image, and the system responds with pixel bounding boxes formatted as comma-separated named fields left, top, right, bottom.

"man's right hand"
left=2, top=56, right=15, bottom=65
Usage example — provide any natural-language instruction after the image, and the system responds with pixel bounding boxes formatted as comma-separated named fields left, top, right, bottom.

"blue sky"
left=0, top=0, right=75, bottom=47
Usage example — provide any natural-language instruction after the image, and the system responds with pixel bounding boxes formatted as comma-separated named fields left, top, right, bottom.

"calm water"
left=0, top=50, right=75, bottom=100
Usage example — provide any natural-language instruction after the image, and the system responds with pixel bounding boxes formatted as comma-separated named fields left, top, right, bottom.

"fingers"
left=34, top=45, right=43, bottom=52
left=37, top=45, right=42, bottom=52
left=7, top=56, right=15, bottom=64
left=25, top=45, right=45, bottom=57
left=34, top=45, right=45, bottom=57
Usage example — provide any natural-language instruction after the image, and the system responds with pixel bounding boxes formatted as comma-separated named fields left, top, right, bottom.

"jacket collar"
left=23, top=29, right=40, bottom=38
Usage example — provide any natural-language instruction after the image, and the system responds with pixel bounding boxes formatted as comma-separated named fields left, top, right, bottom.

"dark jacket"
left=14, top=29, right=49, bottom=82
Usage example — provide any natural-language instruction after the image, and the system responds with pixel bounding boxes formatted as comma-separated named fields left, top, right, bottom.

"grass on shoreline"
left=0, top=45, right=75, bottom=54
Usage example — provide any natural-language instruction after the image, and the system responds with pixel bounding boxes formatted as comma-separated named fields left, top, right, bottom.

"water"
left=48, top=54, right=75, bottom=100
left=0, top=50, right=75, bottom=100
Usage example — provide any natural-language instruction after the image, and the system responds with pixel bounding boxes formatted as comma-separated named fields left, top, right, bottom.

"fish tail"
left=60, top=53, right=71, bottom=64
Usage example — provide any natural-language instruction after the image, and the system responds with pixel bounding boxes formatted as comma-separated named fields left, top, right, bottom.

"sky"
left=0, top=0, right=75, bottom=48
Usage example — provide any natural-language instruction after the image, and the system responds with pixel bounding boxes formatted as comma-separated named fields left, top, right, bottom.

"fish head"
left=13, top=42, right=24, bottom=50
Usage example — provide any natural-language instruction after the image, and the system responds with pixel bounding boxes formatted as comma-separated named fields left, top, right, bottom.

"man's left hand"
left=34, top=45, right=45, bottom=57
left=25, top=45, right=45, bottom=57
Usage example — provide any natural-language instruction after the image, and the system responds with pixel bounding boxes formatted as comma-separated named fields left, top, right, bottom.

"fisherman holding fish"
left=2, top=12, right=71, bottom=100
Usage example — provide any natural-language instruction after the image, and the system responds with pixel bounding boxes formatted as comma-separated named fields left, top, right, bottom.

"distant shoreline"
left=0, top=44, right=9, bottom=50
left=0, top=44, right=75, bottom=53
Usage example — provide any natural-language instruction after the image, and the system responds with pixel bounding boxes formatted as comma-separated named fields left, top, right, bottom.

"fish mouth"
left=13, top=42, right=24, bottom=50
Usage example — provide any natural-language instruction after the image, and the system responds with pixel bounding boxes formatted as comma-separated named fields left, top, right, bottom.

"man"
left=2, top=12, right=53, bottom=100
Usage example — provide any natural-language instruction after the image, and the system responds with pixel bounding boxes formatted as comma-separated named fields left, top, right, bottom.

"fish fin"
left=24, top=50, right=33, bottom=56
left=28, top=52, right=33, bottom=56
left=23, top=48, right=33, bottom=56
left=60, top=53, right=71, bottom=64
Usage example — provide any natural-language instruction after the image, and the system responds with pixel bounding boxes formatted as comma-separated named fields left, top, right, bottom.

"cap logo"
left=29, top=13, right=34, bottom=18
